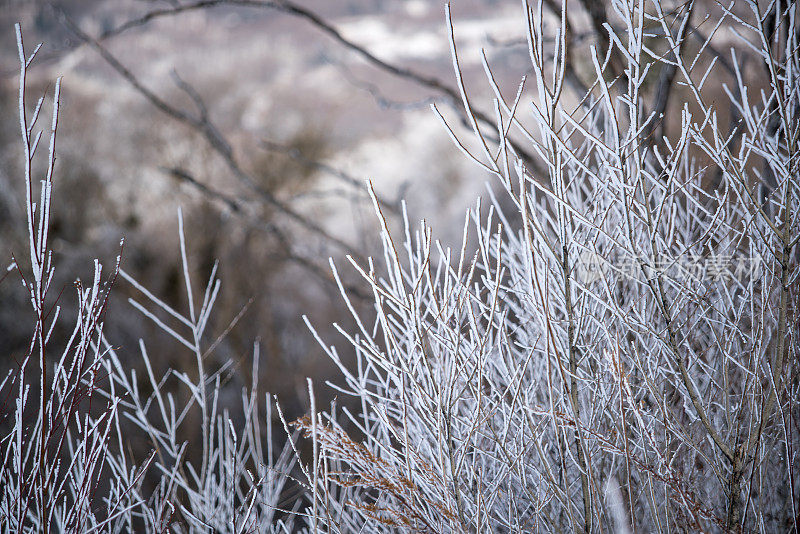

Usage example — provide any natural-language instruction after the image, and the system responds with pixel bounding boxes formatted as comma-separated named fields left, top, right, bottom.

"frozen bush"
left=0, top=24, right=129, bottom=532
left=2, top=1, right=799, bottom=532
left=298, top=2, right=799, bottom=532
left=1, top=25, right=299, bottom=533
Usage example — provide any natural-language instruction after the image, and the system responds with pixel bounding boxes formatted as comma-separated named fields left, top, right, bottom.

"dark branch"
left=541, top=0, right=591, bottom=96
left=89, top=0, right=546, bottom=176
left=59, top=11, right=363, bottom=262
left=577, top=0, right=627, bottom=83
left=163, top=166, right=372, bottom=301
left=644, top=1, right=695, bottom=144
left=260, top=139, right=400, bottom=214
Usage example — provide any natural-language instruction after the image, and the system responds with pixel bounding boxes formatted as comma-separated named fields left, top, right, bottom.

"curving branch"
left=75, top=0, right=547, bottom=176
left=59, top=11, right=363, bottom=263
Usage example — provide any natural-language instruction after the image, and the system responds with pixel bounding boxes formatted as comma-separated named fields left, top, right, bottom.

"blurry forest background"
left=0, top=0, right=747, bottom=469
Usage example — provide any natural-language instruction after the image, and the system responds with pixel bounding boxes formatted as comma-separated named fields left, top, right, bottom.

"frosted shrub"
left=0, top=25, right=128, bottom=532
left=1, top=25, right=298, bottom=533
left=299, top=2, right=799, bottom=532
left=2, top=0, right=798, bottom=532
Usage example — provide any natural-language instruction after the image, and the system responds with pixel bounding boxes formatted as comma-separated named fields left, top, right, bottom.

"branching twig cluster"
left=1, top=26, right=301, bottom=533
left=2, top=1, right=798, bottom=532
left=296, top=1, right=799, bottom=532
